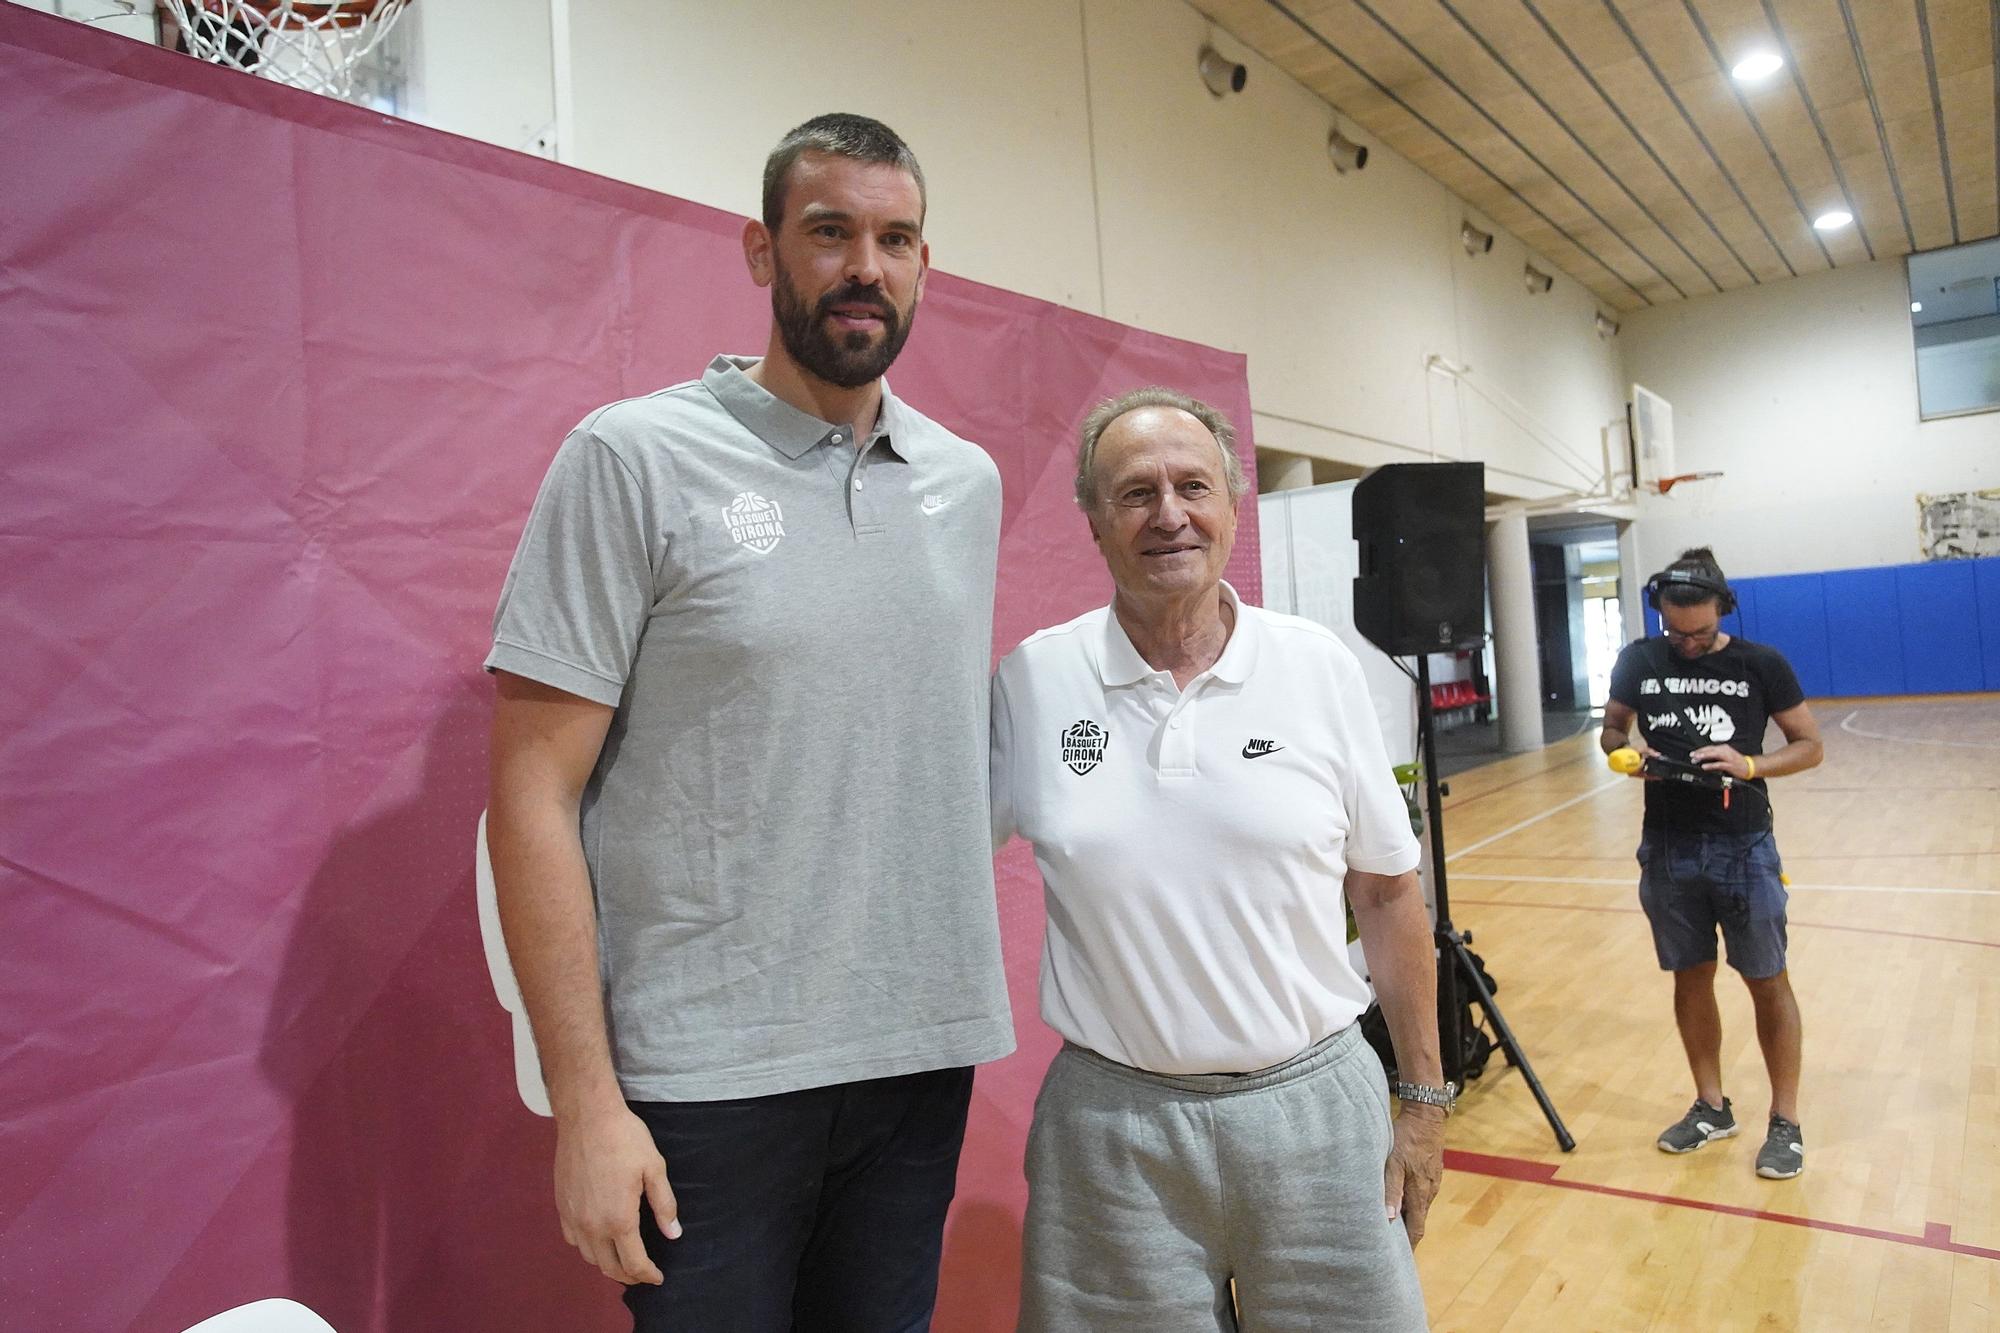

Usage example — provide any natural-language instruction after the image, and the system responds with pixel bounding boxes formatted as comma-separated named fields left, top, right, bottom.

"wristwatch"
left=1394, top=1080, right=1458, bottom=1115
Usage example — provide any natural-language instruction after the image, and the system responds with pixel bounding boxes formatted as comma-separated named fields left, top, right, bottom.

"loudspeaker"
left=1352, top=462, right=1486, bottom=655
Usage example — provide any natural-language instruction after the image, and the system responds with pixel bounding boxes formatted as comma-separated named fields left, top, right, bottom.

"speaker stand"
left=1414, top=655, right=1575, bottom=1152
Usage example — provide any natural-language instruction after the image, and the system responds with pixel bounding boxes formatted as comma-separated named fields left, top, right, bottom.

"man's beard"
left=771, top=263, right=917, bottom=390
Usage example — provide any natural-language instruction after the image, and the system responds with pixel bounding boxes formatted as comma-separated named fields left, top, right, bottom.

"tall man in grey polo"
left=485, top=114, right=1012, bottom=1332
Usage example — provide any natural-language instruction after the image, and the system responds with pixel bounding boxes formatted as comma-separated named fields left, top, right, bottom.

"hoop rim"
left=179, top=0, right=402, bottom=28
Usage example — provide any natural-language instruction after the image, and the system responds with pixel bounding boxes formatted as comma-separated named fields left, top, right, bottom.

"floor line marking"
left=1450, top=896, right=2000, bottom=950
left=1450, top=872, right=2000, bottom=898
left=1443, top=779, right=1625, bottom=862
left=1443, top=1149, right=2000, bottom=1262
left=1839, top=707, right=2000, bottom=750
left=1439, top=751, right=1595, bottom=811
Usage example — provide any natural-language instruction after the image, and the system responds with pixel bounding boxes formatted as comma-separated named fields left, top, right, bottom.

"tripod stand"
left=1413, top=655, right=1575, bottom=1152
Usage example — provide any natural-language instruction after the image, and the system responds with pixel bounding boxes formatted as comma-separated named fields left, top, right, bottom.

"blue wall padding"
left=1613, top=557, right=1997, bottom=698
left=1738, top=573, right=1832, bottom=699
left=1978, top=559, right=2000, bottom=691
left=1896, top=561, right=1985, bottom=694
left=1820, top=566, right=1906, bottom=696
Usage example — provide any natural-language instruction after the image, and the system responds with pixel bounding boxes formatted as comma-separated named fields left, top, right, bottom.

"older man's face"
left=1087, top=406, right=1237, bottom=604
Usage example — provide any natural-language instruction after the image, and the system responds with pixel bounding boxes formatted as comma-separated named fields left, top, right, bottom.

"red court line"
left=1451, top=896, right=2000, bottom=951
left=1443, top=1149, right=2000, bottom=1262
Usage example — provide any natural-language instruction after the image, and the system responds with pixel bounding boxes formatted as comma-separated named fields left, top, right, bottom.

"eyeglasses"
left=1664, top=625, right=1719, bottom=644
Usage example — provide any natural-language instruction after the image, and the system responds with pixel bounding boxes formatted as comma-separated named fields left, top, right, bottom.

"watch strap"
left=1393, top=1079, right=1456, bottom=1113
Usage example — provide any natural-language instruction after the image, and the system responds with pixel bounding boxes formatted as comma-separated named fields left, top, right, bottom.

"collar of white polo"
left=1097, top=580, right=1258, bottom=687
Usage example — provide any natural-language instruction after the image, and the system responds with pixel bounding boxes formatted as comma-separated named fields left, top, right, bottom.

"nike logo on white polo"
left=1242, top=740, right=1284, bottom=758
left=920, top=494, right=950, bottom=515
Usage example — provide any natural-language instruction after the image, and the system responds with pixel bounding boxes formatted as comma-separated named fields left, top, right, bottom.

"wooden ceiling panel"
left=1940, top=69, right=1997, bottom=235
left=1866, top=48, right=1937, bottom=123
left=1769, top=0, right=1847, bottom=44
left=1907, top=197, right=1960, bottom=253
left=1782, top=27, right=1867, bottom=109
left=1847, top=0, right=1928, bottom=60
left=1927, top=0, right=1993, bottom=80
left=1188, top=0, right=1999, bottom=308
left=1698, top=203, right=1793, bottom=282
left=1839, top=154, right=1918, bottom=254
left=1816, top=95, right=1886, bottom=162
left=1540, top=1, right=1638, bottom=68
left=1957, top=176, right=2000, bottom=244
left=1616, top=1, right=1720, bottom=87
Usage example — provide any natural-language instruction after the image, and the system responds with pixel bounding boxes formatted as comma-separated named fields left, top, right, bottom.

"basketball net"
left=161, top=1, right=413, bottom=103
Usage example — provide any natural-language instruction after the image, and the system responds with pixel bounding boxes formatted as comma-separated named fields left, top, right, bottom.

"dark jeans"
left=623, top=1065, right=974, bottom=1333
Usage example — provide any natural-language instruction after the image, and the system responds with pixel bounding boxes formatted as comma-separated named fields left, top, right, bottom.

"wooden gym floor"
left=1411, top=695, right=2000, bottom=1331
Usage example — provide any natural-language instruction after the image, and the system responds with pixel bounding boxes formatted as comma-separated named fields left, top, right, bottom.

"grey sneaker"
left=1756, top=1115, right=1804, bottom=1178
left=1657, top=1097, right=1737, bottom=1153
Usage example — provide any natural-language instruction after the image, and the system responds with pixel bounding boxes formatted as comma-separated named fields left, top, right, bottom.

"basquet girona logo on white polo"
left=724, top=491, right=786, bottom=553
left=1061, top=720, right=1107, bottom=775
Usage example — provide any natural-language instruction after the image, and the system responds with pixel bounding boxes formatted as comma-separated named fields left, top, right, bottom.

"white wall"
left=394, top=0, right=1627, bottom=504
left=406, top=0, right=555, bottom=156
left=1622, top=257, right=2000, bottom=579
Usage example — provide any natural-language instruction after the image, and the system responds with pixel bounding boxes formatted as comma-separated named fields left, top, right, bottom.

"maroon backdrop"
left=0, top=9, right=1260, bottom=1330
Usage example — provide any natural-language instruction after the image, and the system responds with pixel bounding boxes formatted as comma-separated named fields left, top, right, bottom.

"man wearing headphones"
left=1600, top=548, right=1823, bottom=1178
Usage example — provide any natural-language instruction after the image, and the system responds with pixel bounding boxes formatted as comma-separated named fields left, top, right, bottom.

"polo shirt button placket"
left=1161, top=702, right=1197, bottom=776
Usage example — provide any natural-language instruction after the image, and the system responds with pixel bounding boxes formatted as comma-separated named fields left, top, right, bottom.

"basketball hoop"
left=161, top=0, right=412, bottom=104
left=1654, top=471, right=1723, bottom=495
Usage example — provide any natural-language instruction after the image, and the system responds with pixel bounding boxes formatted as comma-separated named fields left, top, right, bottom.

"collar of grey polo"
left=704, top=354, right=909, bottom=462
left=1097, top=581, right=1257, bottom=687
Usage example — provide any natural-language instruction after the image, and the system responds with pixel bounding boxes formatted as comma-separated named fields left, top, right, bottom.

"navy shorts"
left=1636, top=828, right=1789, bottom=978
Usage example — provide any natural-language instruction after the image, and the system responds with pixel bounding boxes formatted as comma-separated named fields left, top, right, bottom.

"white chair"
left=475, top=810, right=553, bottom=1116
left=179, top=1299, right=338, bottom=1333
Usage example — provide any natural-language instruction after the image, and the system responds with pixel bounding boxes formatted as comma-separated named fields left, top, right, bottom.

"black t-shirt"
left=1607, top=635, right=1805, bottom=834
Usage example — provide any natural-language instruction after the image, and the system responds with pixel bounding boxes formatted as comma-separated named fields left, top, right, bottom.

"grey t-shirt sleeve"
left=485, top=428, right=660, bottom=707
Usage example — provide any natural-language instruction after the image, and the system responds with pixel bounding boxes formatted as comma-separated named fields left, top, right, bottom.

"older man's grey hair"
left=1074, top=387, right=1248, bottom=509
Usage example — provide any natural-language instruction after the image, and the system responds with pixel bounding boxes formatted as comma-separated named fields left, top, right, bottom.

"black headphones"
left=1645, top=567, right=1736, bottom=614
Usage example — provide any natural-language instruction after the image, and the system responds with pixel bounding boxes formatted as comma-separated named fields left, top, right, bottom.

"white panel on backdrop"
left=1258, top=480, right=1436, bottom=992
left=1257, top=481, right=1418, bottom=769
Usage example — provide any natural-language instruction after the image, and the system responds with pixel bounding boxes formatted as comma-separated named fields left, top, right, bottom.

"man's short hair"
left=1658, top=547, right=1730, bottom=609
left=762, top=113, right=927, bottom=231
left=1074, top=387, right=1248, bottom=509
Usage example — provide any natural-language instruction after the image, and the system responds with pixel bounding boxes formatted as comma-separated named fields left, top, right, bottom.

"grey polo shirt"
left=486, top=354, right=1014, bottom=1101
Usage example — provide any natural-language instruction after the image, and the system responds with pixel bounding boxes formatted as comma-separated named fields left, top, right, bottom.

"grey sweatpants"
left=1019, top=1024, right=1429, bottom=1332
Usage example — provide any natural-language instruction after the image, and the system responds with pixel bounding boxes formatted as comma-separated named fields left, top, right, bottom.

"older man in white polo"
left=992, top=387, right=1444, bottom=1331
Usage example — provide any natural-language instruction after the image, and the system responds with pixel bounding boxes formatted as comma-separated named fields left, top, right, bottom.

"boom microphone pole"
left=1350, top=459, right=1572, bottom=1153
left=1415, top=656, right=1575, bottom=1152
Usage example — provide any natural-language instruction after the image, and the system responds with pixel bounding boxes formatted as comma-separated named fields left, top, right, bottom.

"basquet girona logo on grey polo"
left=724, top=491, right=786, bottom=553
left=1061, top=720, right=1107, bottom=775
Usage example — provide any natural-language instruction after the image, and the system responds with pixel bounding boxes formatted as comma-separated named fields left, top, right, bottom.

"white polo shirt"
left=991, top=583, right=1420, bottom=1075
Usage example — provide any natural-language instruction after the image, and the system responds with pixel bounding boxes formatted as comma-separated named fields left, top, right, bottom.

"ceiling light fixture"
left=1524, top=264, right=1553, bottom=294
left=1327, top=127, right=1368, bottom=174
left=1730, top=50, right=1784, bottom=83
left=1197, top=45, right=1247, bottom=98
left=1812, top=209, right=1854, bottom=231
left=1911, top=301, right=1923, bottom=313
left=1460, top=222, right=1494, bottom=256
